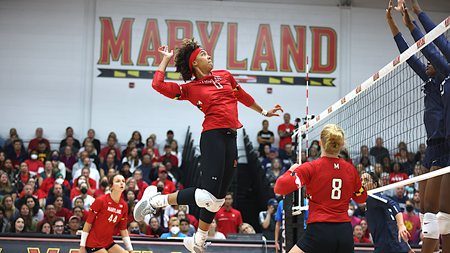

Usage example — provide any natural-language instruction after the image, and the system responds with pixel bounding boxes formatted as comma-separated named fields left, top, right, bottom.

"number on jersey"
left=331, top=178, right=342, bottom=200
left=108, top=214, right=118, bottom=223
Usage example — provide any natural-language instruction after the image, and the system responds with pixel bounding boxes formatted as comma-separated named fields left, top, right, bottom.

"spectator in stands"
left=394, top=142, right=407, bottom=159
left=14, top=162, right=31, bottom=194
left=395, top=148, right=408, bottom=164
left=37, top=204, right=56, bottom=230
left=15, top=183, right=35, bottom=209
left=307, top=147, right=319, bottom=162
left=370, top=138, right=390, bottom=164
left=277, top=113, right=295, bottom=150
left=392, top=186, right=409, bottom=212
left=0, top=173, right=17, bottom=202
left=50, top=150, right=67, bottom=179
left=125, top=189, right=136, bottom=202
left=131, top=131, right=145, bottom=152
left=27, top=196, right=43, bottom=222
left=259, top=198, right=277, bottom=240
left=46, top=182, right=72, bottom=210
left=0, top=136, right=4, bottom=150
left=59, top=136, right=79, bottom=156
left=0, top=206, right=10, bottom=232
left=354, top=145, right=376, bottom=168
left=67, top=215, right=81, bottom=235
left=133, top=169, right=148, bottom=194
left=94, top=176, right=108, bottom=198
left=52, top=217, right=65, bottom=235
left=2, top=159, right=15, bottom=183
left=239, top=223, right=255, bottom=234
left=177, top=205, right=199, bottom=230
left=28, top=128, right=50, bottom=153
left=100, top=153, right=120, bottom=176
left=359, top=219, right=372, bottom=242
left=4, top=132, right=24, bottom=153
left=83, top=129, right=101, bottom=154
left=389, top=162, right=408, bottom=184
left=261, top=147, right=285, bottom=173
left=160, top=130, right=176, bottom=155
left=161, top=217, right=187, bottom=238
left=73, top=159, right=99, bottom=189
left=148, top=216, right=166, bottom=237
left=216, top=192, right=243, bottom=237
left=10, top=216, right=26, bottom=233
left=414, top=143, right=425, bottom=164
left=1, top=194, right=18, bottom=222
left=37, top=139, right=51, bottom=163
left=0, top=151, right=6, bottom=170
left=151, top=167, right=176, bottom=195
left=72, top=200, right=88, bottom=222
left=38, top=160, right=53, bottom=187
left=39, top=221, right=53, bottom=234
left=158, top=144, right=179, bottom=167
left=402, top=199, right=420, bottom=244
left=176, top=210, right=195, bottom=236
left=355, top=164, right=366, bottom=176
left=23, top=178, right=45, bottom=208
left=374, top=163, right=383, bottom=180
left=7, top=140, right=28, bottom=170
left=163, top=159, right=183, bottom=188
left=278, top=143, right=293, bottom=168
left=19, top=203, right=37, bottom=232
left=353, top=224, right=371, bottom=243
left=207, top=218, right=226, bottom=239
left=108, top=132, right=121, bottom=151
left=128, top=220, right=144, bottom=236
left=124, top=177, right=139, bottom=198
left=413, top=191, right=421, bottom=215
left=84, top=141, right=100, bottom=169
left=360, top=156, right=374, bottom=173
left=121, top=140, right=138, bottom=160
left=349, top=203, right=361, bottom=227
left=179, top=218, right=193, bottom=236
left=24, top=149, right=44, bottom=175
left=41, top=170, right=71, bottom=198
left=120, top=162, right=132, bottom=180
left=122, top=147, right=142, bottom=173
left=381, top=172, right=396, bottom=197
left=137, top=153, right=153, bottom=185
left=382, top=156, right=392, bottom=173
left=170, top=140, right=182, bottom=167
left=60, top=145, right=76, bottom=174
left=99, top=137, right=121, bottom=164
left=340, top=147, right=353, bottom=165
left=259, top=144, right=270, bottom=162
left=401, top=152, right=416, bottom=176
left=71, top=182, right=95, bottom=211
left=54, top=195, right=71, bottom=222
left=60, top=127, right=81, bottom=149
left=142, top=137, right=159, bottom=160
left=266, top=158, right=286, bottom=188
left=257, top=120, right=275, bottom=157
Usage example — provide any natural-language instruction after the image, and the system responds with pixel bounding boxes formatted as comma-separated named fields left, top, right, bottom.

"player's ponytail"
left=320, top=124, right=344, bottom=155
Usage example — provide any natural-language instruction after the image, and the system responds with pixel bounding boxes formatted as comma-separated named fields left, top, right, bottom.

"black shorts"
left=86, top=242, right=116, bottom=253
left=297, top=222, right=353, bottom=253
left=422, top=138, right=449, bottom=169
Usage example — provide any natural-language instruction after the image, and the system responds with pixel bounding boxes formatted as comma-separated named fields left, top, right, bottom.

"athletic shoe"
left=183, top=235, right=211, bottom=253
left=133, top=185, right=159, bottom=221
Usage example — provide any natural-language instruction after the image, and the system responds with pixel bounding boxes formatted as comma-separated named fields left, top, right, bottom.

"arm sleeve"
left=393, top=32, right=428, bottom=81
left=118, top=204, right=128, bottom=230
left=275, top=201, right=283, bottom=222
left=274, top=163, right=313, bottom=195
left=86, top=198, right=102, bottom=224
left=352, top=169, right=367, bottom=203
left=410, top=26, right=450, bottom=77
left=418, top=12, right=450, bottom=60
left=227, top=72, right=255, bottom=107
left=152, top=70, right=188, bottom=100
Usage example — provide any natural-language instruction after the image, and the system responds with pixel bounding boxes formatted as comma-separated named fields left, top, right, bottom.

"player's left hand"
left=266, top=104, right=283, bottom=117
left=398, top=224, right=410, bottom=242
left=394, top=0, right=405, bottom=13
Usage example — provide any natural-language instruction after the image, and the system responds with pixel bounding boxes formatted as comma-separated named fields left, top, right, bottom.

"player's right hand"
left=79, top=247, right=85, bottom=253
left=398, top=224, right=410, bottom=242
left=386, top=0, right=394, bottom=21
left=158, top=46, right=174, bottom=59
left=275, top=241, right=280, bottom=253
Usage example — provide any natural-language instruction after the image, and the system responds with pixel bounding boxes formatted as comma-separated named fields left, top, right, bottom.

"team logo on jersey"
left=197, top=100, right=203, bottom=110
left=334, top=163, right=339, bottom=170
left=107, top=206, right=122, bottom=214
left=445, top=16, right=450, bottom=27
left=233, top=84, right=240, bottom=91
left=340, top=97, right=346, bottom=104
left=416, top=37, right=426, bottom=49
left=393, top=56, right=400, bottom=67
left=373, top=72, right=379, bottom=81
left=120, top=204, right=123, bottom=208
left=356, top=85, right=362, bottom=94
left=173, top=93, right=181, bottom=100
left=327, top=107, right=333, bottom=114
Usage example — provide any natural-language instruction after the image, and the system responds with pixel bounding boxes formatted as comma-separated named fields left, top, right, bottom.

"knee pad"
left=194, top=189, right=224, bottom=213
left=437, top=212, right=450, bottom=235
left=423, top=213, right=439, bottom=239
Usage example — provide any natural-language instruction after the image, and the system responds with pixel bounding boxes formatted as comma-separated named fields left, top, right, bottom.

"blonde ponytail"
left=320, top=124, right=344, bottom=155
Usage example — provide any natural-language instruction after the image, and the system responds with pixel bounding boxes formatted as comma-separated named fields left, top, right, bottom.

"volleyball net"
left=291, top=16, right=450, bottom=211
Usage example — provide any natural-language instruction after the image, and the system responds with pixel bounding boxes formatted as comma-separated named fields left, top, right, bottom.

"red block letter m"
left=98, top=17, right=134, bottom=65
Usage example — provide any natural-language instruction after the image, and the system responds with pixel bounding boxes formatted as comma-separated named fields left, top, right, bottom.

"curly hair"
left=174, top=38, right=202, bottom=81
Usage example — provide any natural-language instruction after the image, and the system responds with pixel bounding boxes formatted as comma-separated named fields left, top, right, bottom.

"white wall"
left=0, top=0, right=448, bottom=157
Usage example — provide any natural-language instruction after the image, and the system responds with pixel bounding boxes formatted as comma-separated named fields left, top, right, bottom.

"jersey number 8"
left=331, top=178, right=342, bottom=200
left=108, top=214, right=118, bottom=223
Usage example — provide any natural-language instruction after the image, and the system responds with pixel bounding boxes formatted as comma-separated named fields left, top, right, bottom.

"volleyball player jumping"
left=134, top=38, right=282, bottom=252
left=79, top=174, right=133, bottom=253
left=274, top=124, right=367, bottom=253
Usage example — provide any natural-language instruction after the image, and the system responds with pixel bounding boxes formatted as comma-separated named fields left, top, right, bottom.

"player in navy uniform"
left=361, top=172, right=411, bottom=253
left=79, top=174, right=133, bottom=253
left=386, top=2, right=450, bottom=252
left=274, top=124, right=367, bottom=253
left=134, top=38, right=283, bottom=253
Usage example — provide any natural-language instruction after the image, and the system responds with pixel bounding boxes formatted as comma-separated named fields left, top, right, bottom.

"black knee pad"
left=176, top=187, right=196, bottom=205
left=199, top=208, right=216, bottom=224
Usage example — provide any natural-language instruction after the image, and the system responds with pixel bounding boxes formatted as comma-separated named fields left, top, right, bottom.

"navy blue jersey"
left=418, top=12, right=450, bottom=61
left=365, top=193, right=411, bottom=253
left=393, top=32, right=445, bottom=140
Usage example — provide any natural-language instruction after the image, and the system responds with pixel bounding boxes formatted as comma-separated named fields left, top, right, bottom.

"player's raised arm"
left=152, top=46, right=185, bottom=100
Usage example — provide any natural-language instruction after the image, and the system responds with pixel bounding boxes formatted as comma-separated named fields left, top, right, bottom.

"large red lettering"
left=137, top=19, right=162, bottom=66
left=310, top=27, right=337, bottom=73
left=280, top=25, right=306, bottom=72
left=196, top=22, right=223, bottom=62
left=166, top=20, right=193, bottom=66
left=98, top=17, right=134, bottom=65
left=227, top=23, right=247, bottom=70
left=251, top=24, right=277, bottom=71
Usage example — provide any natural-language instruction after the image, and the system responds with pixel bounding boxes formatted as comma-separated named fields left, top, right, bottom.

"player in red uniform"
left=79, top=174, right=133, bottom=253
left=274, top=124, right=367, bottom=253
left=134, top=38, right=282, bottom=253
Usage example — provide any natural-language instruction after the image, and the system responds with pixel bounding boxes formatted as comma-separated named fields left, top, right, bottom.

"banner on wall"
left=93, top=0, right=339, bottom=86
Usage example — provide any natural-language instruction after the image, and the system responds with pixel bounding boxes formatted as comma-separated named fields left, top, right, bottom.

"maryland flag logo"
left=373, top=72, right=380, bottom=81
left=416, top=37, right=426, bottom=49
left=356, top=85, right=362, bottom=94
left=174, top=94, right=181, bottom=100
left=354, top=186, right=365, bottom=196
left=196, top=100, right=203, bottom=110
left=233, top=84, right=240, bottom=91
left=328, top=107, right=333, bottom=114
left=341, top=97, right=346, bottom=104
left=316, top=115, right=321, bottom=121
left=393, top=55, right=400, bottom=67
left=445, top=16, right=450, bottom=27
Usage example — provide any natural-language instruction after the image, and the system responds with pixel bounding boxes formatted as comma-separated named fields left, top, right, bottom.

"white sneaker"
left=133, top=185, right=159, bottom=221
left=183, top=235, right=211, bottom=253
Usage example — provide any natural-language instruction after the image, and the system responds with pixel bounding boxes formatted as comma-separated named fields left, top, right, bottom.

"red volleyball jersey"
left=275, top=157, right=367, bottom=224
left=152, top=70, right=255, bottom=132
left=86, top=194, right=128, bottom=248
